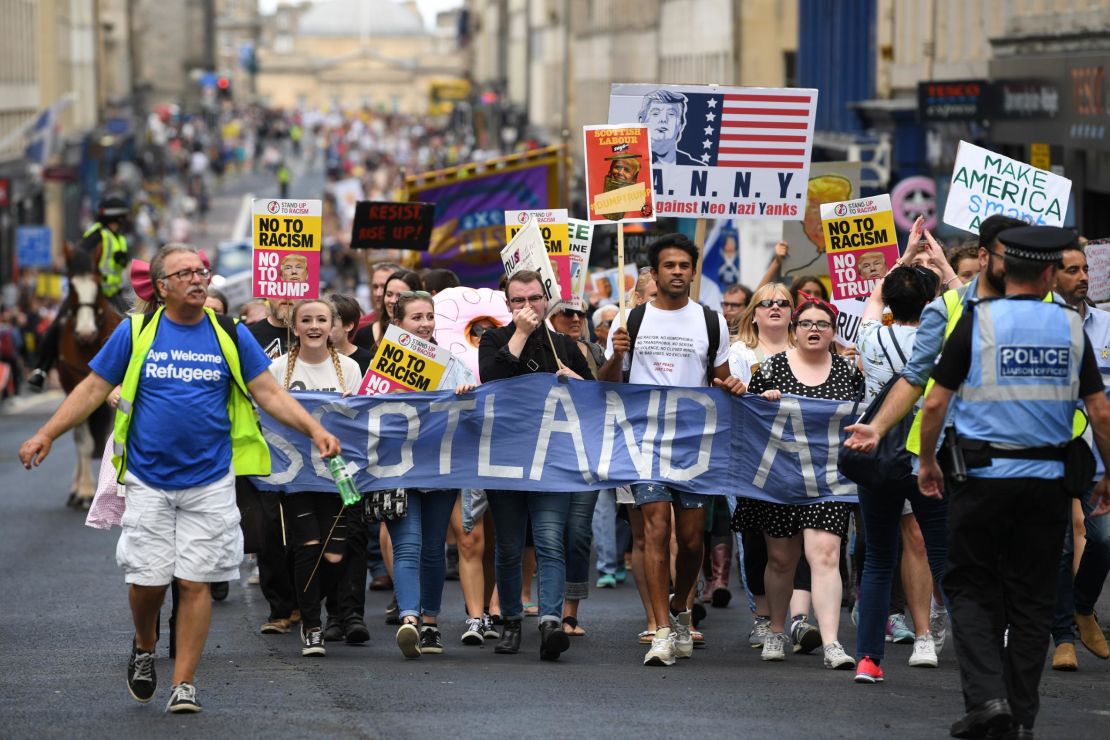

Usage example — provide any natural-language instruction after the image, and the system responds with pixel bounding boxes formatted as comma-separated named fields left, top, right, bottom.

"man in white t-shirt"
left=599, top=234, right=745, bottom=667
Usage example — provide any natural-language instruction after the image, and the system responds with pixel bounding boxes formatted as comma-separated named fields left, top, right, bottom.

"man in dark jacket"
left=477, top=270, right=592, bottom=661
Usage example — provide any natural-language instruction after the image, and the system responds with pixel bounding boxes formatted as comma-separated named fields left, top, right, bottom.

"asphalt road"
left=2, top=160, right=1109, bottom=738
left=2, top=399, right=1109, bottom=740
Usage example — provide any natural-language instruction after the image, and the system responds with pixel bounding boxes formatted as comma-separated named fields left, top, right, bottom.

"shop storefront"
left=989, top=51, right=1110, bottom=237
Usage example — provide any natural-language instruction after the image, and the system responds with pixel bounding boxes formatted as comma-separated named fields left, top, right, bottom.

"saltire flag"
left=25, top=98, right=71, bottom=166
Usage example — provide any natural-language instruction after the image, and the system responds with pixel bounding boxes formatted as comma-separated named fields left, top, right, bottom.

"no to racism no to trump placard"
left=252, top=198, right=322, bottom=300
left=821, top=194, right=899, bottom=301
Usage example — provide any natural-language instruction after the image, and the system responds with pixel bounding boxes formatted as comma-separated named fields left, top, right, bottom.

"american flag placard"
left=608, top=84, right=819, bottom=221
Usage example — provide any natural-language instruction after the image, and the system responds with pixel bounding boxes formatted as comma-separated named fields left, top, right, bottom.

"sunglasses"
left=399, top=290, right=432, bottom=298
left=558, top=309, right=585, bottom=319
left=755, top=298, right=791, bottom=309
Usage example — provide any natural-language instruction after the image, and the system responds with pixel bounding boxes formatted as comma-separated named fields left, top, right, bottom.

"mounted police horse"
left=57, top=243, right=123, bottom=508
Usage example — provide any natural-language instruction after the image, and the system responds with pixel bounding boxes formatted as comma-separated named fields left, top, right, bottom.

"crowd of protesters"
left=12, top=105, right=1110, bottom=739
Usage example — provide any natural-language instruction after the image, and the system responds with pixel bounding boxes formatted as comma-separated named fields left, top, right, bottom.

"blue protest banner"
left=253, top=375, right=859, bottom=506
left=16, top=226, right=52, bottom=268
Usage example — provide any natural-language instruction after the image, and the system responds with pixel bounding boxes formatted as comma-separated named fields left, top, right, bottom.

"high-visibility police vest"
left=951, top=298, right=1083, bottom=479
left=111, top=307, right=271, bottom=483
left=906, top=287, right=1082, bottom=454
left=905, top=289, right=966, bottom=455
left=85, top=223, right=128, bottom=298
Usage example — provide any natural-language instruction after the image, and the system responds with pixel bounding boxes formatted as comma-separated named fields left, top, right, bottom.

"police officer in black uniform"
left=917, top=226, right=1110, bottom=739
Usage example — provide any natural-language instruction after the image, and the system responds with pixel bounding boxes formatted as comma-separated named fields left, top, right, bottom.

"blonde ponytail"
left=282, top=343, right=300, bottom=390
left=328, top=344, right=345, bottom=390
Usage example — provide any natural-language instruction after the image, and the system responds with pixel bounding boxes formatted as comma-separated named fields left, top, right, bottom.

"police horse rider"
left=28, top=194, right=132, bottom=391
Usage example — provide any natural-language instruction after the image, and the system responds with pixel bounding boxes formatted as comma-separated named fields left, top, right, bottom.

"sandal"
left=562, top=616, right=586, bottom=636
left=639, top=629, right=656, bottom=644
left=523, top=601, right=539, bottom=617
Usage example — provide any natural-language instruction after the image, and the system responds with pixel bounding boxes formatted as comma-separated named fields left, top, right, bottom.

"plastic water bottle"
left=326, top=455, right=362, bottom=506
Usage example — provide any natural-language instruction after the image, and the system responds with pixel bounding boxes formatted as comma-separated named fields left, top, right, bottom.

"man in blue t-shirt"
left=19, top=244, right=340, bottom=714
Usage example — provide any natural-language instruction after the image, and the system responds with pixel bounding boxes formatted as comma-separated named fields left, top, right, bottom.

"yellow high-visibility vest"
left=84, top=223, right=128, bottom=297
left=111, top=307, right=270, bottom=482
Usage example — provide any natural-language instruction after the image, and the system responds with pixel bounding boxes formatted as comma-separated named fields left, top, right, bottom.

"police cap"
left=996, top=225, right=1076, bottom=262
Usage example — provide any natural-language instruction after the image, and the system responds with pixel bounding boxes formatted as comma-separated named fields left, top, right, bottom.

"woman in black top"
left=734, top=298, right=862, bottom=671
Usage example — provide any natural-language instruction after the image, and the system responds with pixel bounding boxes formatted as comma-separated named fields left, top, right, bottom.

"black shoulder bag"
left=838, top=327, right=916, bottom=490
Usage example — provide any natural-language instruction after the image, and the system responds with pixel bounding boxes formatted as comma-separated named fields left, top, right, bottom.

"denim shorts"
left=631, top=483, right=710, bottom=510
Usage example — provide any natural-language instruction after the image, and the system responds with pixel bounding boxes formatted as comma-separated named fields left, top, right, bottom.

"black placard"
left=350, top=201, right=435, bottom=250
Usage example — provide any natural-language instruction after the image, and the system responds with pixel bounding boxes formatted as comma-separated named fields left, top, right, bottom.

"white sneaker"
left=761, top=631, right=786, bottom=661
left=749, top=615, right=771, bottom=648
left=822, top=640, right=856, bottom=670
left=909, top=633, right=938, bottom=667
left=930, top=608, right=947, bottom=653
left=644, top=627, right=676, bottom=666
left=461, top=617, right=484, bottom=646
left=396, top=623, right=421, bottom=659
left=669, top=610, right=694, bottom=659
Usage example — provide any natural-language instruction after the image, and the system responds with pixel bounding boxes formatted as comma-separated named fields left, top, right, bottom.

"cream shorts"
left=116, top=469, right=242, bottom=586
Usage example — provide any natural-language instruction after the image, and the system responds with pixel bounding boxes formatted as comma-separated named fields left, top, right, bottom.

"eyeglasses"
left=507, top=294, right=546, bottom=307
left=756, top=298, right=791, bottom=309
left=559, top=309, right=585, bottom=319
left=796, top=319, right=833, bottom=331
left=399, top=290, right=432, bottom=298
left=162, top=267, right=212, bottom=282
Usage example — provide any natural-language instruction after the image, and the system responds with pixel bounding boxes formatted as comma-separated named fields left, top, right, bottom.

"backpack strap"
left=702, top=304, right=721, bottom=386
left=622, top=302, right=722, bottom=386
left=213, top=312, right=240, bottom=352
left=884, top=326, right=907, bottom=367
left=622, top=303, right=647, bottom=383
left=875, top=326, right=908, bottom=375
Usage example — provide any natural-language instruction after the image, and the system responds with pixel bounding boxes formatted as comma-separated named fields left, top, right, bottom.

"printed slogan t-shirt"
left=90, top=315, right=271, bottom=489
left=269, top=352, right=361, bottom=394
left=249, top=320, right=289, bottom=360
left=605, top=301, right=730, bottom=386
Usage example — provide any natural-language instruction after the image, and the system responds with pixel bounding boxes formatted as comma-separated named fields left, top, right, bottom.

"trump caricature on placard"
left=583, top=124, right=656, bottom=224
